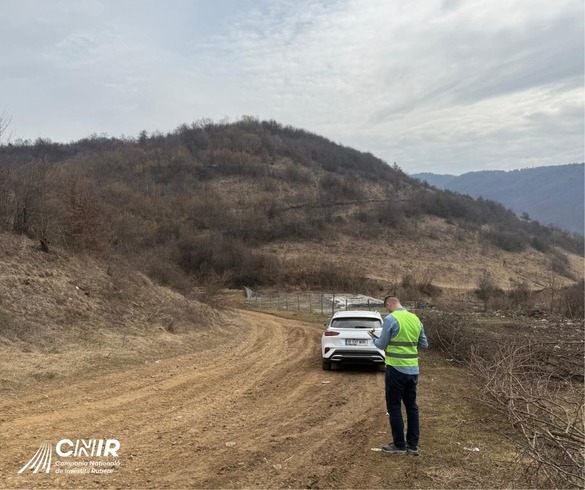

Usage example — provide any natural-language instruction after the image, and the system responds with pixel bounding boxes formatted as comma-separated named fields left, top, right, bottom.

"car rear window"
left=330, top=318, right=382, bottom=329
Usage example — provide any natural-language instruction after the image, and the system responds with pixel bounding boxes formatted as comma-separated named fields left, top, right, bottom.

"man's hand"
left=368, top=329, right=378, bottom=339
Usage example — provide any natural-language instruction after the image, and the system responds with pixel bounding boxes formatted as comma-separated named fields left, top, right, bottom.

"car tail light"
left=324, top=331, right=340, bottom=336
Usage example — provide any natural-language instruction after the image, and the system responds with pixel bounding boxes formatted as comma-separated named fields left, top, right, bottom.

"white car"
left=321, top=310, right=384, bottom=370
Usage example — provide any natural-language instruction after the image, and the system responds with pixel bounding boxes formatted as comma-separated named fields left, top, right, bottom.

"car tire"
left=322, top=359, right=332, bottom=370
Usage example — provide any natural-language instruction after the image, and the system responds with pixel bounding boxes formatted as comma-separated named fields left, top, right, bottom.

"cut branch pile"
left=469, top=343, right=584, bottom=489
left=425, top=312, right=585, bottom=489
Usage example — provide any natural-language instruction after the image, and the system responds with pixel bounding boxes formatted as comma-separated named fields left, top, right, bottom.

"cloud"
left=0, top=0, right=582, bottom=173
left=199, top=0, right=583, bottom=171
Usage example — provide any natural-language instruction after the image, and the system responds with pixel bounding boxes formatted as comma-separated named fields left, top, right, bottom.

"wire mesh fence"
left=244, top=287, right=384, bottom=315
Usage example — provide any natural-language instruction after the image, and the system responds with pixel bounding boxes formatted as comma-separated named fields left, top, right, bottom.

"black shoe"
left=406, top=445, right=419, bottom=456
left=381, top=444, right=407, bottom=455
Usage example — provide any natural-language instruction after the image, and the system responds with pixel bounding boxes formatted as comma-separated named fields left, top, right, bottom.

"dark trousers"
left=385, top=365, right=420, bottom=449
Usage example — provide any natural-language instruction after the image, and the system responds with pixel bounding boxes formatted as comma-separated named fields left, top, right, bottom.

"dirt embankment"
left=1, top=309, right=516, bottom=489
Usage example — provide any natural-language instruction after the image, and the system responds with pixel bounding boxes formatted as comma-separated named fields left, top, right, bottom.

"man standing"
left=368, top=296, right=428, bottom=455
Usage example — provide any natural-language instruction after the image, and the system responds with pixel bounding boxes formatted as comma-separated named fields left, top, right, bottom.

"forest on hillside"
left=413, top=164, right=585, bottom=235
left=0, top=117, right=582, bottom=291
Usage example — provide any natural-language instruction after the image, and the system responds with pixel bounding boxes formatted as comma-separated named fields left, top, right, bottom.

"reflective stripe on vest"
left=385, top=310, right=421, bottom=367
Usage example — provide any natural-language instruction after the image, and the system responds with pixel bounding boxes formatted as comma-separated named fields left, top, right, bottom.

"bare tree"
left=12, top=159, right=50, bottom=234
left=476, top=272, right=499, bottom=311
left=0, top=111, right=14, bottom=230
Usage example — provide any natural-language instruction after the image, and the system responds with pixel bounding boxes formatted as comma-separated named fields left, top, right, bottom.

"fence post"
left=320, top=294, right=323, bottom=315
left=332, top=294, right=335, bottom=315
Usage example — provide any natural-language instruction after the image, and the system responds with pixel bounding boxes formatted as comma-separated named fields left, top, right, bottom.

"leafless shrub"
left=423, top=311, right=479, bottom=363
left=475, top=272, right=503, bottom=311
left=139, top=248, right=193, bottom=293
left=559, top=280, right=584, bottom=319
left=62, top=175, right=110, bottom=253
left=11, top=159, right=51, bottom=236
left=483, top=229, right=529, bottom=252
left=283, top=164, right=311, bottom=184
left=401, top=270, right=443, bottom=304
left=551, top=252, right=573, bottom=279
left=469, top=342, right=585, bottom=489
left=178, top=231, right=282, bottom=287
left=191, top=272, right=226, bottom=307
left=275, top=257, right=379, bottom=294
left=508, top=280, right=533, bottom=310
left=0, top=164, right=13, bottom=230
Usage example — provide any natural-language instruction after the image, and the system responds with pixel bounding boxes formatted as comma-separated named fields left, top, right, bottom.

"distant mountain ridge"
left=412, top=164, right=584, bottom=235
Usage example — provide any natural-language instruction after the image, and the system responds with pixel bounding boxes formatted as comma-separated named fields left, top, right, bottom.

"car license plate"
left=345, top=339, right=369, bottom=346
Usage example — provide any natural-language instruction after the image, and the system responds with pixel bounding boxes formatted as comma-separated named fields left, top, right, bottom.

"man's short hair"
left=384, top=296, right=400, bottom=306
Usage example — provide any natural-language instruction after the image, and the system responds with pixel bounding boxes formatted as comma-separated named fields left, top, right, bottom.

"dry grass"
left=417, top=354, right=520, bottom=488
left=259, top=216, right=583, bottom=294
left=0, top=233, right=222, bottom=390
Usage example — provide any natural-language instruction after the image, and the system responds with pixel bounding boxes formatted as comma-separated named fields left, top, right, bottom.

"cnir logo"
left=18, top=441, right=52, bottom=474
left=18, top=439, right=121, bottom=475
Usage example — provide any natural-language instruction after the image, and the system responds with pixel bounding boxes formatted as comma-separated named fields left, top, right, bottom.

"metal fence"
left=244, top=287, right=384, bottom=315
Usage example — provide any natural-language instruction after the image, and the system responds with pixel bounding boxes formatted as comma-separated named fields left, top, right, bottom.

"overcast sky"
left=1, top=0, right=583, bottom=174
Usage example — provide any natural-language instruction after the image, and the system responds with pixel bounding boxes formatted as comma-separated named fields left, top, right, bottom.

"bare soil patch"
left=2, top=309, right=517, bottom=489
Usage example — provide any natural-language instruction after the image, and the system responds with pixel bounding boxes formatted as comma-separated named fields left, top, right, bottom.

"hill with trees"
left=0, top=117, right=583, bottom=304
left=412, top=164, right=585, bottom=235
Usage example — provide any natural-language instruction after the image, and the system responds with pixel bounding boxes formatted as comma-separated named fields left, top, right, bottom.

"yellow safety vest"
left=384, top=310, right=421, bottom=367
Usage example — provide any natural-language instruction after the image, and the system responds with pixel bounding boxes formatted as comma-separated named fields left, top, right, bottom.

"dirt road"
left=1, top=309, right=512, bottom=489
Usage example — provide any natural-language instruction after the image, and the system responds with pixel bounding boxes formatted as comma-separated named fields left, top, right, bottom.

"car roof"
left=331, top=310, right=382, bottom=320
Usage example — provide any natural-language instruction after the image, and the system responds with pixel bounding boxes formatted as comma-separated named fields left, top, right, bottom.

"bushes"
left=551, top=251, right=572, bottom=278
left=423, top=311, right=475, bottom=362
left=483, top=229, right=528, bottom=252
left=401, top=271, right=442, bottom=301
left=559, top=280, right=585, bottom=319
left=507, top=281, right=533, bottom=309
left=174, top=230, right=383, bottom=292
left=178, top=232, right=280, bottom=287
left=475, top=273, right=503, bottom=311
left=281, top=259, right=380, bottom=294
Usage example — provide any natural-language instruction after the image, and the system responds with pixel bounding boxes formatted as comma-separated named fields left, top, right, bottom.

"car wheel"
left=322, top=359, right=332, bottom=370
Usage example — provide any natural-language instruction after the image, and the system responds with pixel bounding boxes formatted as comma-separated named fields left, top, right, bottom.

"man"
left=368, top=296, right=428, bottom=455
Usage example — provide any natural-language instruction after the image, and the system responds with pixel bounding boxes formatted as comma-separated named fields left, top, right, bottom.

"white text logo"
left=18, top=441, right=52, bottom=474
left=19, top=438, right=121, bottom=475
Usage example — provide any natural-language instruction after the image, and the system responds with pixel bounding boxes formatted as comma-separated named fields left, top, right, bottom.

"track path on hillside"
left=1, top=310, right=511, bottom=489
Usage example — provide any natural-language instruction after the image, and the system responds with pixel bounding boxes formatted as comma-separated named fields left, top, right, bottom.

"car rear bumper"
left=326, top=349, right=385, bottom=364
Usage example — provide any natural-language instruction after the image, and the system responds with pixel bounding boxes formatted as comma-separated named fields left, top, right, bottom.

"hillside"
left=412, top=164, right=585, bottom=235
left=0, top=118, right=583, bottom=301
left=0, top=232, right=221, bottom=389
